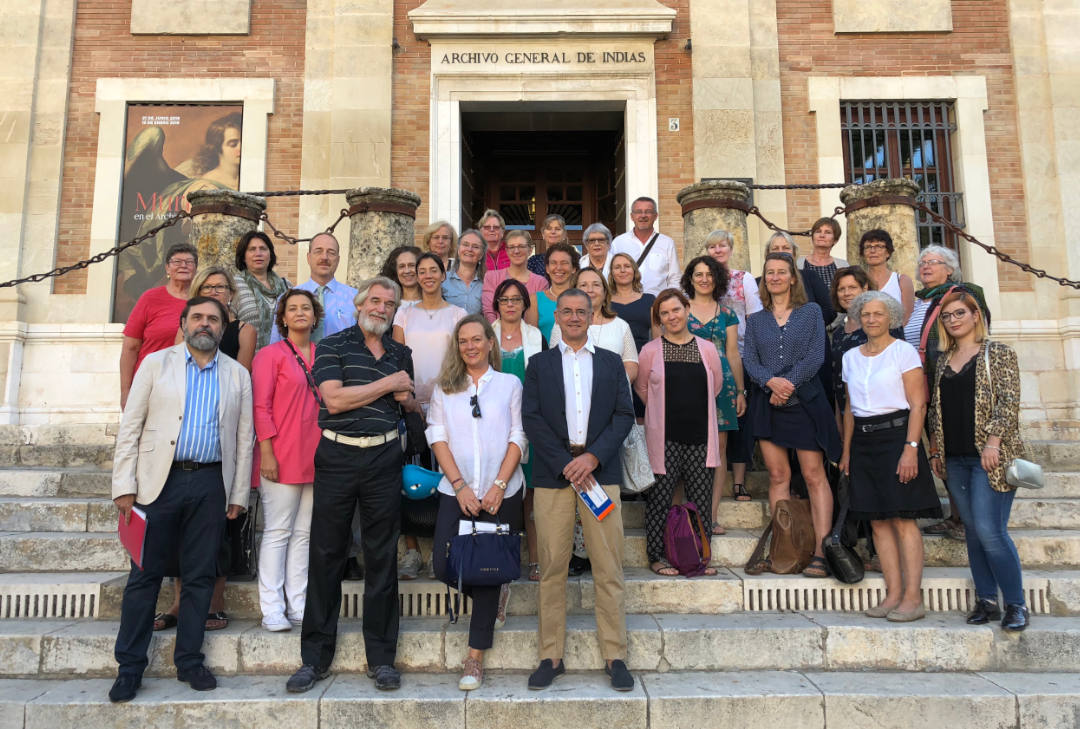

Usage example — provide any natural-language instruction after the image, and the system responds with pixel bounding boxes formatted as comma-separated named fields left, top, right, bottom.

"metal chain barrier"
left=3, top=184, right=1078, bottom=290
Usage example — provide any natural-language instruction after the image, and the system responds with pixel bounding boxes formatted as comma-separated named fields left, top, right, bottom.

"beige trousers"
left=534, top=484, right=626, bottom=662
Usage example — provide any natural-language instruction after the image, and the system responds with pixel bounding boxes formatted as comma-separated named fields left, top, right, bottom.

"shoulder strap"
left=636, top=233, right=661, bottom=268
left=918, top=285, right=959, bottom=361
left=983, top=342, right=994, bottom=407
left=284, top=340, right=323, bottom=405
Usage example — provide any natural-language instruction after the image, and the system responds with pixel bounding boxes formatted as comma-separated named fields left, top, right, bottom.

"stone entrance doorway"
left=460, top=103, right=625, bottom=250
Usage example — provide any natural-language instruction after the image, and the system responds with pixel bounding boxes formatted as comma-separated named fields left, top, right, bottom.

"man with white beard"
left=287, top=276, right=418, bottom=693
left=110, top=297, right=253, bottom=703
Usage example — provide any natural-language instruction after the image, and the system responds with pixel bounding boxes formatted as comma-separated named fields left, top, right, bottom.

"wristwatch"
left=905, top=441, right=919, bottom=449
left=493, top=479, right=508, bottom=491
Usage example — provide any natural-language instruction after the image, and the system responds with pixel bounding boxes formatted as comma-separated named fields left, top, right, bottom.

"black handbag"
left=443, top=519, right=521, bottom=623
left=822, top=475, right=864, bottom=584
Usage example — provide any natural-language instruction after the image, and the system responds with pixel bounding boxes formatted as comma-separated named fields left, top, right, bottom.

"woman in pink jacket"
left=634, top=288, right=725, bottom=577
left=252, top=289, right=324, bottom=632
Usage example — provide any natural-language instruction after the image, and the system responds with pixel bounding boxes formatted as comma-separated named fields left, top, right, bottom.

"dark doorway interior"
left=460, top=103, right=625, bottom=252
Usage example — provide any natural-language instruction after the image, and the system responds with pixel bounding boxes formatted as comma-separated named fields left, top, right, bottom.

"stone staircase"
left=1, top=425, right=1079, bottom=727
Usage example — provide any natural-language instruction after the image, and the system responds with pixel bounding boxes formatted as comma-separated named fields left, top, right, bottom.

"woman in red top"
left=252, top=289, right=325, bottom=631
left=118, top=243, right=197, bottom=409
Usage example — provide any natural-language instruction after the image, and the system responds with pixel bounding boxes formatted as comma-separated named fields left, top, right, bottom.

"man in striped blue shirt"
left=110, top=297, right=254, bottom=703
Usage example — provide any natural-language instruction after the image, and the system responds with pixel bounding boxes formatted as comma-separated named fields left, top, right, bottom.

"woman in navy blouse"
left=744, top=252, right=842, bottom=577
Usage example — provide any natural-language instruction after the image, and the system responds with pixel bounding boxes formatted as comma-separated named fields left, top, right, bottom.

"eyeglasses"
left=469, top=394, right=482, bottom=418
left=863, top=244, right=889, bottom=252
left=585, top=237, right=608, bottom=245
left=558, top=308, right=589, bottom=319
left=920, top=259, right=947, bottom=267
left=506, top=245, right=530, bottom=253
left=939, top=309, right=970, bottom=323
left=168, top=258, right=196, bottom=267
left=497, top=296, right=524, bottom=305
left=200, top=284, right=231, bottom=294
left=631, top=209, right=656, bottom=217
left=481, top=225, right=502, bottom=231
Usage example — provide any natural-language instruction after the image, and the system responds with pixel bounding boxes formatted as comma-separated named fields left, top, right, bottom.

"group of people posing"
left=108, top=195, right=1029, bottom=705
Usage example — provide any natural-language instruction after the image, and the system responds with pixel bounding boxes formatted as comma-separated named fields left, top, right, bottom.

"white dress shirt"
left=558, top=337, right=596, bottom=445
left=842, top=339, right=923, bottom=417
left=549, top=317, right=638, bottom=365
left=611, top=230, right=682, bottom=296
left=425, top=367, right=527, bottom=499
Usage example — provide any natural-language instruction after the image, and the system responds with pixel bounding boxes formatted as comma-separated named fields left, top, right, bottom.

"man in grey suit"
left=110, top=296, right=254, bottom=703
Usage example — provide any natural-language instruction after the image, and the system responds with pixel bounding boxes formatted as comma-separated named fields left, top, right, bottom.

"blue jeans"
left=945, top=456, right=1025, bottom=606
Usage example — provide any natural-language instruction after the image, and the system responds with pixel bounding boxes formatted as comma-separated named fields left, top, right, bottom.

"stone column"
left=677, top=180, right=752, bottom=272
left=187, top=190, right=267, bottom=272
left=345, top=187, right=422, bottom=286
left=840, top=178, right=921, bottom=278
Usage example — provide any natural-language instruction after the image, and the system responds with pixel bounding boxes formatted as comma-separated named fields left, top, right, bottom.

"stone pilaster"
left=677, top=181, right=752, bottom=272
left=345, top=187, right=422, bottom=287
left=840, top=178, right=921, bottom=279
left=187, top=190, right=267, bottom=273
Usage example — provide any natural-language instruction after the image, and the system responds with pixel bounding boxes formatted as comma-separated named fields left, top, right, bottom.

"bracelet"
left=983, top=445, right=1000, bottom=452
left=451, top=478, right=465, bottom=493
left=929, top=453, right=941, bottom=460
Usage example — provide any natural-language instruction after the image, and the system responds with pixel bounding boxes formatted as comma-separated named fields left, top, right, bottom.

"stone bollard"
left=345, top=187, right=422, bottom=287
left=187, top=190, right=267, bottom=272
left=677, top=180, right=752, bottom=273
left=840, top=178, right=921, bottom=279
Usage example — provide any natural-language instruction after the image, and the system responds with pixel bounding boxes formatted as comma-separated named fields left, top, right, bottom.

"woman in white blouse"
left=840, top=291, right=941, bottom=622
left=550, top=267, right=639, bottom=383
left=427, top=314, right=527, bottom=692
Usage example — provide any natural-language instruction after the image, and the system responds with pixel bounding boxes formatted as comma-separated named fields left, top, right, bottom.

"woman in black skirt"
left=840, top=291, right=941, bottom=622
left=744, top=252, right=841, bottom=578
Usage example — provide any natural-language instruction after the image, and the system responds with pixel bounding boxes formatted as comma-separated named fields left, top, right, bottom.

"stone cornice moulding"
left=409, top=0, right=676, bottom=38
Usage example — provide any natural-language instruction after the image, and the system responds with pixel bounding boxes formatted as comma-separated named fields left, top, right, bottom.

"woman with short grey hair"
left=840, top=290, right=940, bottom=621
left=580, top=222, right=614, bottom=277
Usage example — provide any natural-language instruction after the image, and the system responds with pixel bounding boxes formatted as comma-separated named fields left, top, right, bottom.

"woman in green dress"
left=492, top=278, right=547, bottom=582
left=683, top=255, right=747, bottom=533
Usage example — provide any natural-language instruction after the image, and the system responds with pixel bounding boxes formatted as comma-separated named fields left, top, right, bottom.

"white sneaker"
left=398, top=548, right=422, bottom=580
left=262, top=615, right=292, bottom=632
left=288, top=616, right=304, bottom=628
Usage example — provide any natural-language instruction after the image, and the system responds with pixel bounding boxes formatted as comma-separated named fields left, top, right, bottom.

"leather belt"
left=568, top=443, right=587, bottom=457
left=322, top=428, right=400, bottom=449
left=857, top=416, right=908, bottom=433
left=172, top=460, right=221, bottom=471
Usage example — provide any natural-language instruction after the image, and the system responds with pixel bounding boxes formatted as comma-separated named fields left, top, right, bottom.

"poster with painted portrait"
left=112, top=104, right=243, bottom=322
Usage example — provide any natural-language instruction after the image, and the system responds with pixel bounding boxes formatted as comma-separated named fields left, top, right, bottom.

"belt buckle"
left=859, top=424, right=873, bottom=433
left=178, top=461, right=197, bottom=471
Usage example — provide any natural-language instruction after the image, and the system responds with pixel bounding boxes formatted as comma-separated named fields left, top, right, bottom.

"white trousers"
left=257, top=477, right=314, bottom=622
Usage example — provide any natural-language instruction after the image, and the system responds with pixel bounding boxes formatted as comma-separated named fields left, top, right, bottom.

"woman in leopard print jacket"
left=928, top=289, right=1029, bottom=632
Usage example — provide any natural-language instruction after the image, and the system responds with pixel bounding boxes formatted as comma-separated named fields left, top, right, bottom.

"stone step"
left=1028, top=440, right=1080, bottom=468
left=8, top=526, right=1080, bottom=573
left=2, top=670, right=1076, bottom=729
left=4, top=613, right=1080, bottom=678
left=0, top=444, right=114, bottom=470
left=0, top=498, right=116, bottom=532
left=0, top=469, right=112, bottom=498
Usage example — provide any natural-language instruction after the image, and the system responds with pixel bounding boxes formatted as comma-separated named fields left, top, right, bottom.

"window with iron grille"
left=840, top=101, right=964, bottom=249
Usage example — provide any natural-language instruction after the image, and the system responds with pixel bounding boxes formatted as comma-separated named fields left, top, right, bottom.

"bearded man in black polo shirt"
left=287, top=276, right=416, bottom=693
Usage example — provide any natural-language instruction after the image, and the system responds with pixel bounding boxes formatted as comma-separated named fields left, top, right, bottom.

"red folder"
left=118, top=506, right=148, bottom=569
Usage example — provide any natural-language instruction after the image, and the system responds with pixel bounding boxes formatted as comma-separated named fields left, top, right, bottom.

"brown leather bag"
left=744, top=498, right=815, bottom=575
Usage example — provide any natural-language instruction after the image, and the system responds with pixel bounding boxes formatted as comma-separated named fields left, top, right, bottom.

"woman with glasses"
left=549, top=267, right=638, bottom=384
left=580, top=223, right=614, bottom=277
left=609, top=253, right=656, bottom=419
left=119, top=243, right=199, bottom=410
left=380, top=245, right=422, bottom=309
left=393, top=252, right=468, bottom=580
left=491, top=278, right=546, bottom=582
left=478, top=209, right=510, bottom=271
left=529, top=213, right=567, bottom=278
left=859, top=229, right=914, bottom=326
left=683, top=256, right=746, bottom=526
left=481, top=230, right=549, bottom=322
left=428, top=314, right=527, bottom=691
left=252, top=289, right=324, bottom=631
left=233, top=231, right=293, bottom=351
left=526, top=242, right=580, bottom=342
left=928, top=291, right=1028, bottom=631
left=423, top=220, right=457, bottom=271
left=443, top=229, right=485, bottom=316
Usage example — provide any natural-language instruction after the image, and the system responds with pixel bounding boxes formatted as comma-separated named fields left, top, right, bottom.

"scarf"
left=242, top=269, right=289, bottom=347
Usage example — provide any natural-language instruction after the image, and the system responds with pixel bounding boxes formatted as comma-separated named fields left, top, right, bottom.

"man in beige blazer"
left=110, top=297, right=253, bottom=703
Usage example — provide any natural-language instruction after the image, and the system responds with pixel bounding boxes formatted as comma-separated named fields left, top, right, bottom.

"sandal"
left=527, top=562, right=540, bottom=582
left=205, top=611, right=229, bottom=631
left=153, top=612, right=177, bottom=631
left=745, top=558, right=771, bottom=576
left=732, top=483, right=752, bottom=502
left=802, top=556, right=829, bottom=579
left=711, top=522, right=726, bottom=535
left=650, top=560, right=679, bottom=577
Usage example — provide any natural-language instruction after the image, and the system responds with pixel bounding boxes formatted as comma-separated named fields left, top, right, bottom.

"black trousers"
left=645, top=441, right=714, bottom=564
left=431, top=490, right=524, bottom=650
left=301, top=436, right=402, bottom=671
left=114, top=465, right=225, bottom=676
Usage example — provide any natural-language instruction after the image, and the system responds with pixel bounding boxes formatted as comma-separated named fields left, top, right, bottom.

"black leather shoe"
left=605, top=659, right=634, bottom=691
left=108, top=673, right=141, bottom=703
left=1002, top=604, right=1030, bottom=632
left=177, top=664, right=217, bottom=691
left=367, top=664, right=401, bottom=691
left=286, top=664, right=330, bottom=693
left=966, top=599, right=1002, bottom=625
left=527, top=658, right=566, bottom=690
left=344, top=557, right=365, bottom=581
left=568, top=556, right=591, bottom=577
